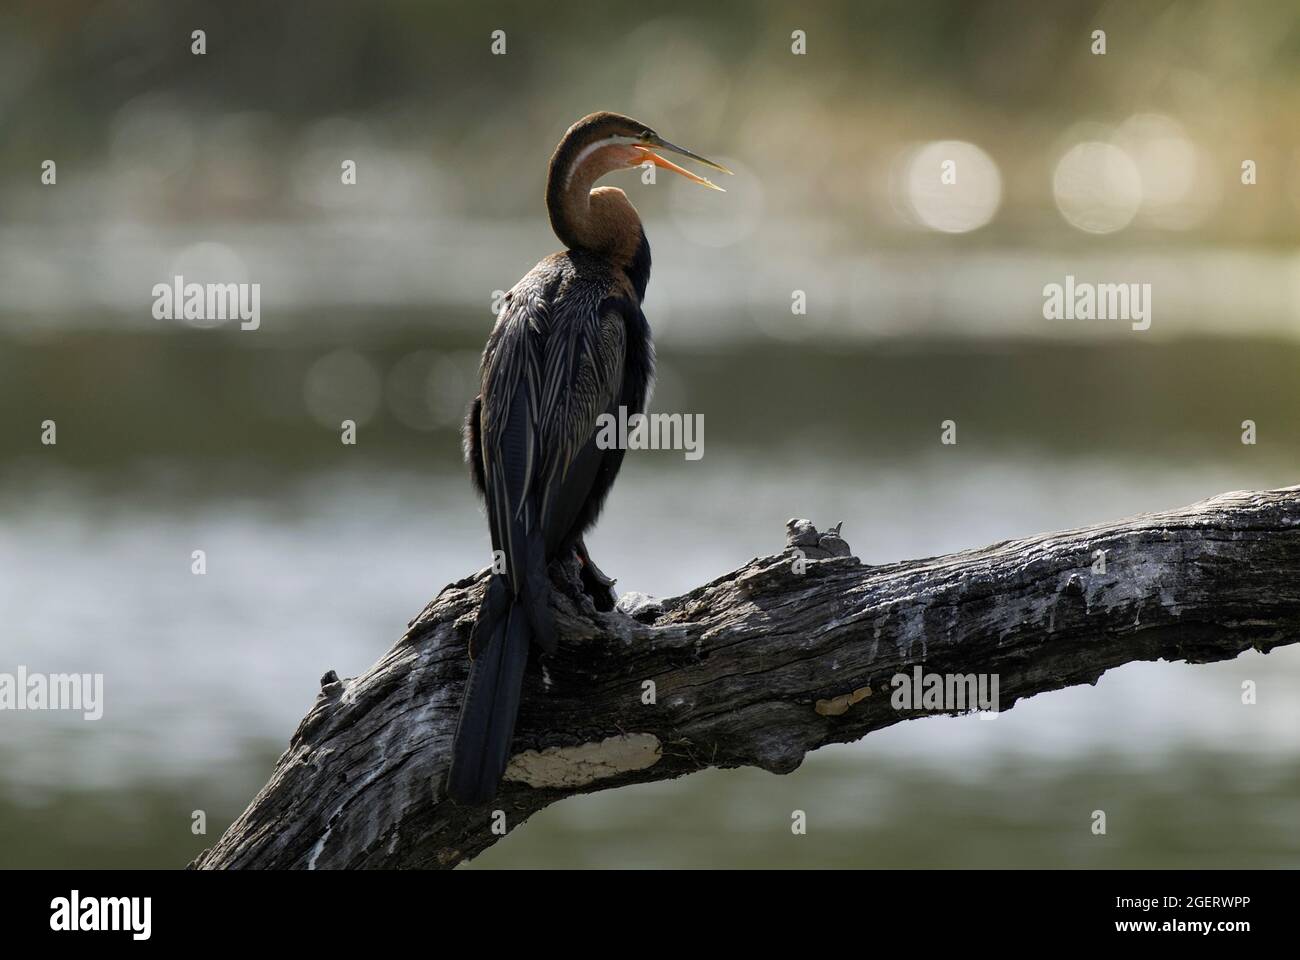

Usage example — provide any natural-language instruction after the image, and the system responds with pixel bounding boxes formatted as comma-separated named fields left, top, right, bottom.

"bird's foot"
left=574, top=539, right=617, bottom=612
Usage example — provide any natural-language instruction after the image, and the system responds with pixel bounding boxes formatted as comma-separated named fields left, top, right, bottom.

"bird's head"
left=549, top=111, right=732, bottom=195
left=545, top=112, right=729, bottom=264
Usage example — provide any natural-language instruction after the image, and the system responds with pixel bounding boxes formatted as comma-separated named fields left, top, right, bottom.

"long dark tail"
left=445, top=585, right=532, bottom=805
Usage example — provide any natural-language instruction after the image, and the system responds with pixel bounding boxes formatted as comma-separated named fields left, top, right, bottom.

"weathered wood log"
left=191, top=485, right=1300, bottom=869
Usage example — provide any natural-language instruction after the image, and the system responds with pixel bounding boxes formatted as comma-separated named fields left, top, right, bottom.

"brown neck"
left=546, top=147, right=645, bottom=268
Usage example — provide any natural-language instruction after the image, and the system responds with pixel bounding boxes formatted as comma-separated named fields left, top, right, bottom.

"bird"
left=445, top=112, right=730, bottom=805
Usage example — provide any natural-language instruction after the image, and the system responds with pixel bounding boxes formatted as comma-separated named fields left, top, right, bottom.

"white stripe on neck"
left=565, top=135, right=639, bottom=190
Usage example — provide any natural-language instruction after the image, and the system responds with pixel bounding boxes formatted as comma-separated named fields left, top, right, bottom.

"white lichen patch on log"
left=815, top=685, right=873, bottom=716
left=503, top=733, right=662, bottom=788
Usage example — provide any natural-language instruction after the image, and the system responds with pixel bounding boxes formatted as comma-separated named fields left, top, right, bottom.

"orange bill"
left=634, top=147, right=727, bottom=191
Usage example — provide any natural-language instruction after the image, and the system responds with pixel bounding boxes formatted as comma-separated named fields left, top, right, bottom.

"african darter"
left=446, top=112, right=729, bottom=804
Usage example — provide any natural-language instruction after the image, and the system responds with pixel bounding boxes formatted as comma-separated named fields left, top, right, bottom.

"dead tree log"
left=191, top=485, right=1300, bottom=869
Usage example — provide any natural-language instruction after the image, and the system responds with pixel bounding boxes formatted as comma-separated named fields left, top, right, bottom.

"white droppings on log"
left=503, top=733, right=662, bottom=788
left=306, top=826, right=331, bottom=870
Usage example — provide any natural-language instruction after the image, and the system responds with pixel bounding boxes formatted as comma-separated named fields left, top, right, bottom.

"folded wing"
left=476, top=269, right=625, bottom=652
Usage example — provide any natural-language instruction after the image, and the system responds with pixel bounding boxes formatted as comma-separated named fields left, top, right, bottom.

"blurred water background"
left=0, top=0, right=1298, bottom=867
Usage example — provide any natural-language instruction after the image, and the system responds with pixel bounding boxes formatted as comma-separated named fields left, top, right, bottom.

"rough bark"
left=191, top=485, right=1300, bottom=869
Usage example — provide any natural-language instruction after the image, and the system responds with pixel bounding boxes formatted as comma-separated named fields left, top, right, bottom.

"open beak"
left=636, top=135, right=733, bottom=192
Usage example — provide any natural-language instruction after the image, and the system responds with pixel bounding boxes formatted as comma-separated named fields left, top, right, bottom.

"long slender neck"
left=546, top=146, right=645, bottom=269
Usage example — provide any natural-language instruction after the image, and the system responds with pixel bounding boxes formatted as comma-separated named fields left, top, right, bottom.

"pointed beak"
left=637, top=135, right=732, bottom=192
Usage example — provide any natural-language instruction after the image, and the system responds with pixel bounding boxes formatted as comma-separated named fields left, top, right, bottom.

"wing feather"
left=477, top=263, right=625, bottom=594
